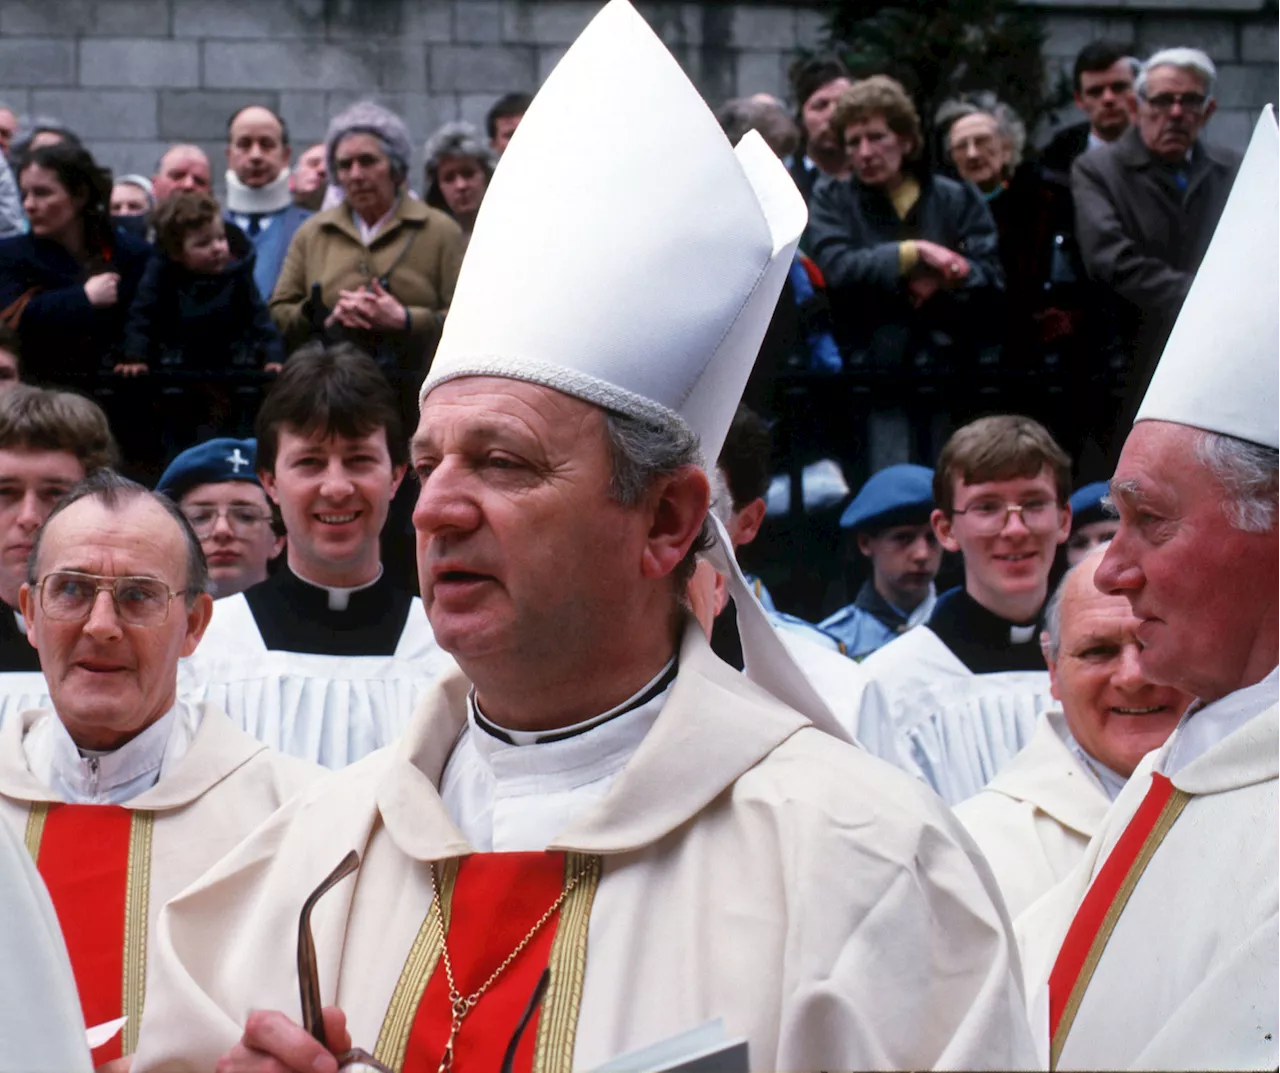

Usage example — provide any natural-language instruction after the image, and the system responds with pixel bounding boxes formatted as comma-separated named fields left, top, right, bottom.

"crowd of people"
left=0, top=2, right=1275, bottom=1071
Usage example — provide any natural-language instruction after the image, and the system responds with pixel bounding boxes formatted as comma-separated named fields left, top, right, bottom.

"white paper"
left=85, top=1016, right=127, bottom=1050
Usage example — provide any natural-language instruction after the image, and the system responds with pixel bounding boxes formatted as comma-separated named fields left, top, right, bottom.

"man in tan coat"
left=0, top=471, right=321, bottom=1066
left=132, top=6, right=1036, bottom=1071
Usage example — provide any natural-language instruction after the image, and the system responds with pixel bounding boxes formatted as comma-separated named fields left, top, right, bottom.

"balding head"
left=227, top=105, right=290, bottom=188
left=153, top=144, right=211, bottom=202
left=1043, top=547, right=1190, bottom=777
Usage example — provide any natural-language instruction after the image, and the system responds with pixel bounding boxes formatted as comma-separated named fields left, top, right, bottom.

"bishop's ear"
left=639, top=465, right=711, bottom=581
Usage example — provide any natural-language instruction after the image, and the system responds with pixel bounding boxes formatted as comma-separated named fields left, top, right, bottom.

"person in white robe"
left=2, top=472, right=322, bottom=1066
left=1019, top=107, right=1279, bottom=1071
left=0, top=813, right=92, bottom=1073
left=856, top=415, right=1073, bottom=803
left=181, top=347, right=455, bottom=767
left=131, top=5, right=1037, bottom=1070
left=955, top=547, right=1190, bottom=918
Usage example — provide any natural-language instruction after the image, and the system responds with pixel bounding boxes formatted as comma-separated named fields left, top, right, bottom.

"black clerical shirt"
left=927, top=586, right=1047, bottom=674
left=0, top=603, right=40, bottom=672
left=242, top=565, right=415, bottom=657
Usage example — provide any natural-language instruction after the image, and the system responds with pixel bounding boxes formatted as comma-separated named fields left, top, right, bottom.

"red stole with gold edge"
left=1047, top=772, right=1191, bottom=1069
left=25, top=802, right=153, bottom=1066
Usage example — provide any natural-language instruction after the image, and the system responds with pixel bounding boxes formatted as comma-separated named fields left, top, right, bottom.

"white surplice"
left=954, top=711, right=1112, bottom=919
left=1019, top=669, right=1279, bottom=1069
left=0, top=703, right=325, bottom=1046
left=0, top=811, right=92, bottom=1073
left=857, top=626, right=1055, bottom=803
left=132, top=621, right=1036, bottom=1072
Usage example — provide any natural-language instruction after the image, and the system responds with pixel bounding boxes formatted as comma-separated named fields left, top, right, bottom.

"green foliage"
left=815, top=0, right=1070, bottom=144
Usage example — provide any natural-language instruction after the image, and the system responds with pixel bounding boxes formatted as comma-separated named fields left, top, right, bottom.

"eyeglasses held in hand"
left=181, top=505, right=272, bottom=535
left=36, top=570, right=189, bottom=628
left=298, top=853, right=553, bottom=1073
left=951, top=498, right=1061, bottom=535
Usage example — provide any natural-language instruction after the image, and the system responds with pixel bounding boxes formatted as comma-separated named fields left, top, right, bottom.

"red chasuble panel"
left=34, top=804, right=134, bottom=1066
left=402, top=852, right=570, bottom=1073
left=1048, top=772, right=1189, bottom=1067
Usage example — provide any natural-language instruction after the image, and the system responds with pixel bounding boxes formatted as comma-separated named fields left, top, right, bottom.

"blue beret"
left=840, top=464, right=935, bottom=531
left=155, top=438, right=260, bottom=501
left=1069, top=480, right=1111, bottom=528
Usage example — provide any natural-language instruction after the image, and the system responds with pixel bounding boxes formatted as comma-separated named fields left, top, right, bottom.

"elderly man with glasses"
left=0, top=469, right=321, bottom=1068
left=856, top=414, right=1074, bottom=803
left=1071, top=47, right=1241, bottom=450
left=156, top=437, right=284, bottom=600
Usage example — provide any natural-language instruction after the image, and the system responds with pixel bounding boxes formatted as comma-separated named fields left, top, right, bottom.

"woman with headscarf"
left=0, top=141, right=150, bottom=385
left=422, top=121, right=497, bottom=245
left=269, top=101, right=464, bottom=393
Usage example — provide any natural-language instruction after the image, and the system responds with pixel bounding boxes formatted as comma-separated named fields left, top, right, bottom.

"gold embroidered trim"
left=121, top=811, right=154, bottom=1055
left=373, top=858, right=460, bottom=1072
left=533, top=853, right=601, bottom=1073
left=23, top=801, right=49, bottom=860
left=1050, top=789, right=1191, bottom=1070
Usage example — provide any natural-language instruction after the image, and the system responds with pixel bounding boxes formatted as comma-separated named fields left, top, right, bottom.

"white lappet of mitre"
left=1135, top=106, right=1279, bottom=449
left=419, top=0, right=851, bottom=742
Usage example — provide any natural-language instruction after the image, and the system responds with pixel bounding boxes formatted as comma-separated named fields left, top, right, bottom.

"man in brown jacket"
left=1071, top=47, right=1240, bottom=442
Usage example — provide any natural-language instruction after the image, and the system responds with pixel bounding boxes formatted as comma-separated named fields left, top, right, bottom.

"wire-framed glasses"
left=180, top=505, right=272, bottom=536
left=36, top=570, right=188, bottom=627
left=951, top=498, right=1062, bottom=535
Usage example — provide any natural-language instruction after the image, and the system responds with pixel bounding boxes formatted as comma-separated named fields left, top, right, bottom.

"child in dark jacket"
left=122, top=191, right=283, bottom=373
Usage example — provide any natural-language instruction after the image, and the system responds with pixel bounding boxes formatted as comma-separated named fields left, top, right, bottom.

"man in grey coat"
left=1071, top=47, right=1240, bottom=438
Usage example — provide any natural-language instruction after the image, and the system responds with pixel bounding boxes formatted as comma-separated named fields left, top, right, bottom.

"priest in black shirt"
left=857, top=415, right=1073, bottom=802
left=193, top=343, right=436, bottom=659
left=0, top=387, right=118, bottom=672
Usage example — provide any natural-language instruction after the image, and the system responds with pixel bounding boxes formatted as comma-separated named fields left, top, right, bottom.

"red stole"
left=402, top=853, right=571, bottom=1073
left=27, top=803, right=151, bottom=1066
left=1048, top=772, right=1191, bottom=1068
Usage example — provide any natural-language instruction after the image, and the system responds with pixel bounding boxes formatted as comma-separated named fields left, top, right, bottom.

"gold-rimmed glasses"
left=35, top=570, right=189, bottom=627
left=951, top=498, right=1062, bottom=536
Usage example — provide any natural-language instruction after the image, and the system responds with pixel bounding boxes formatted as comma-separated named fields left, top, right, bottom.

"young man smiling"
left=857, top=414, right=1072, bottom=802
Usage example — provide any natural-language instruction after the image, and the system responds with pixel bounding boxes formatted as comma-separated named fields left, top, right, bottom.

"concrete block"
left=1138, top=16, right=1237, bottom=61
left=1125, top=0, right=1262, bottom=11
left=640, top=3, right=704, bottom=50
left=1240, top=21, right=1278, bottom=63
left=735, top=49, right=787, bottom=101
left=430, top=44, right=536, bottom=93
left=324, top=91, right=456, bottom=146
left=455, top=1, right=501, bottom=44
left=32, top=89, right=158, bottom=141
left=0, top=0, right=94, bottom=34
left=536, top=45, right=568, bottom=84
left=1043, top=15, right=1105, bottom=58
left=1214, top=62, right=1277, bottom=107
left=0, top=89, right=32, bottom=118
left=91, top=1, right=172, bottom=37
left=502, top=2, right=598, bottom=46
left=458, top=92, right=500, bottom=132
left=795, top=9, right=829, bottom=53
left=730, top=6, right=795, bottom=51
left=0, top=39, right=75, bottom=87
left=401, top=0, right=453, bottom=42
left=203, top=40, right=384, bottom=91
left=84, top=138, right=169, bottom=178
left=80, top=39, right=200, bottom=88
left=158, top=89, right=281, bottom=141
left=173, top=0, right=324, bottom=39
left=1208, top=106, right=1256, bottom=151
left=278, top=91, right=331, bottom=145
left=679, top=46, right=735, bottom=107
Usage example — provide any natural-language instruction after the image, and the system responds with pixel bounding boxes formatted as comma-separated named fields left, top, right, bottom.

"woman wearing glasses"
left=155, top=438, right=284, bottom=600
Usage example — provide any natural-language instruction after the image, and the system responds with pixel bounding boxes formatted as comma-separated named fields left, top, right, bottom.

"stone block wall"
left=0, top=0, right=1273, bottom=185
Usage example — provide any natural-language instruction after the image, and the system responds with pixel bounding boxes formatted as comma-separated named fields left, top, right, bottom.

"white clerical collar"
left=469, top=657, right=677, bottom=747
left=353, top=195, right=401, bottom=245
left=224, top=168, right=293, bottom=216
left=1162, top=665, right=1280, bottom=776
left=1087, top=129, right=1108, bottom=152
left=23, top=702, right=199, bottom=805
left=1062, top=727, right=1129, bottom=802
left=291, top=563, right=383, bottom=611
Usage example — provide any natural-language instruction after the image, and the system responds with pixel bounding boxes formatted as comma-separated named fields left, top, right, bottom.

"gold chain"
left=428, top=858, right=590, bottom=1073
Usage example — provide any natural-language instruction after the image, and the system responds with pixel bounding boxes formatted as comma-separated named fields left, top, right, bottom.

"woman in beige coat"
left=269, top=101, right=464, bottom=395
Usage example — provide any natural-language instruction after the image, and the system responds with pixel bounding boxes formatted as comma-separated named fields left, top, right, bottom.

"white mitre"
left=420, top=0, right=851, bottom=742
left=1135, top=106, right=1279, bottom=449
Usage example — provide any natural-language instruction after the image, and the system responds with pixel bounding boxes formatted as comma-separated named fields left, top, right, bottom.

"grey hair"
left=423, top=121, right=497, bottom=182
left=709, top=467, right=734, bottom=529
left=1041, top=561, right=1078, bottom=663
left=1193, top=430, right=1279, bottom=533
left=936, top=94, right=1026, bottom=170
left=325, top=100, right=413, bottom=187
left=28, top=469, right=212, bottom=604
left=600, top=408, right=713, bottom=590
left=715, top=97, right=801, bottom=159
left=1137, top=48, right=1216, bottom=100
left=114, top=173, right=155, bottom=209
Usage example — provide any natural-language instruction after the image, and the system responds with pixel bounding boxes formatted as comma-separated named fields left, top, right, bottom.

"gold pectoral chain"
left=428, top=859, right=591, bottom=1073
